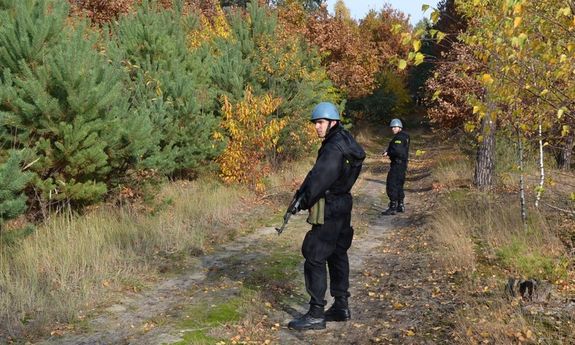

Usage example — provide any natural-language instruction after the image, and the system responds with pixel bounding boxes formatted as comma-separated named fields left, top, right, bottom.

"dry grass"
left=431, top=203, right=477, bottom=273
left=452, top=299, right=537, bottom=345
left=0, top=155, right=312, bottom=336
left=0, top=179, right=252, bottom=335
left=430, top=145, right=567, bottom=279
left=432, top=153, right=473, bottom=189
left=430, top=143, right=574, bottom=345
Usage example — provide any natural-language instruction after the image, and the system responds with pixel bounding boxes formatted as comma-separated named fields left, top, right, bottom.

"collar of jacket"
left=323, top=122, right=342, bottom=142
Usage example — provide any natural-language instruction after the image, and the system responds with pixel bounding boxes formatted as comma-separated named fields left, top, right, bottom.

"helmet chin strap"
left=326, top=120, right=336, bottom=136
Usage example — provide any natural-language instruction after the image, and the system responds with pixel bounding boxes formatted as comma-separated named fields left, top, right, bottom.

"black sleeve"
left=299, top=145, right=343, bottom=210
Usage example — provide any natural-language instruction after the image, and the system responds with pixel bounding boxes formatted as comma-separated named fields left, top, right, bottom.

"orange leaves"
left=188, top=0, right=231, bottom=48
left=218, top=87, right=285, bottom=191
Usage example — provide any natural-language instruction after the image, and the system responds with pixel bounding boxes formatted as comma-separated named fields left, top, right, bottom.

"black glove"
left=288, top=190, right=303, bottom=214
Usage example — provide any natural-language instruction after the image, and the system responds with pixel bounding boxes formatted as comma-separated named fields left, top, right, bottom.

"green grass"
left=244, top=252, right=301, bottom=289
left=496, top=238, right=569, bottom=281
left=172, top=293, right=249, bottom=345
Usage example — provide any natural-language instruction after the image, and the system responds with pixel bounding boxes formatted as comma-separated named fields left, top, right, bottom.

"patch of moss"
left=171, top=297, right=244, bottom=345
left=243, top=252, right=301, bottom=289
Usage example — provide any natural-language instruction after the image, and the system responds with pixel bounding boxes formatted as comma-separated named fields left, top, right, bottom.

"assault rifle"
left=275, top=193, right=303, bottom=235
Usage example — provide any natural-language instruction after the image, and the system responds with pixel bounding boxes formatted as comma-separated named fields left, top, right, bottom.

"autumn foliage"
left=0, top=0, right=417, bottom=209
left=68, top=0, right=134, bottom=25
left=425, top=43, right=483, bottom=130
left=218, top=88, right=285, bottom=190
left=279, top=2, right=410, bottom=100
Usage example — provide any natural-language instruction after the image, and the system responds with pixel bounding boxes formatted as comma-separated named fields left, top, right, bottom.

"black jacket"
left=386, top=131, right=409, bottom=163
left=299, top=124, right=366, bottom=211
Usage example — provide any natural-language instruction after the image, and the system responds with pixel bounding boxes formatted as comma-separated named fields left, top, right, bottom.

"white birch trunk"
left=517, top=128, right=527, bottom=228
left=535, top=122, right=545, bottom=208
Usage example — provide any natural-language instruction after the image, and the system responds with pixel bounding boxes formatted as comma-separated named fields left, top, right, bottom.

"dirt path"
left=278, top=136, right=461, bottom=345
left=39, top=132, right=461, bottom=345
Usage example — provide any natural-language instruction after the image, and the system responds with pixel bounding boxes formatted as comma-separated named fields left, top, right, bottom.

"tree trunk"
left=535, top=122, right=545, bottom=208
left=559, top=133, right=574, bottom=171
left=473, top=112, right=496, bottom=190
left=518, top=128, right=527, bottom=228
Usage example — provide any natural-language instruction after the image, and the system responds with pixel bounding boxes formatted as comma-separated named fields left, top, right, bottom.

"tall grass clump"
left=432, top=190, right=566, bottom=279
left=432, top=153, right=473, bottom=189
left=0, top=179, right=244, bottom=334
left=430, top=141, right=567, bottom=279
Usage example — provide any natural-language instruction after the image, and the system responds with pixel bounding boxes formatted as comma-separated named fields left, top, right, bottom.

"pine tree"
left=0, top=151, right=32, bottom=231
left=0, top=0, right=146, bottom=204
left=109, top=0, right=221, bottom=176
left=0, top=0, right=67, bottom=75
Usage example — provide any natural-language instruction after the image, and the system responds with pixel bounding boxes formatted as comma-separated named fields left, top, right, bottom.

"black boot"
left=288, top=305, right=326, bottom=330
left=325, top=296, right=351, bottom=322
left=397, top=200, right=405, bottom=213
left=381, top=201, right=397, bottom=215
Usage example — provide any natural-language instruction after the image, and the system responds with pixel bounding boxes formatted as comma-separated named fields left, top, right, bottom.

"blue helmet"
left=389, top=118, right=403, bottom=128
left=311, top=102, right=340, bottom=122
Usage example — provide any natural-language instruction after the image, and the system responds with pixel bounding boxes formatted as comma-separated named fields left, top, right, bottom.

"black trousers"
left=386, top=162, right=407, bottom=202
left=301, top=195, right=354, bottom=307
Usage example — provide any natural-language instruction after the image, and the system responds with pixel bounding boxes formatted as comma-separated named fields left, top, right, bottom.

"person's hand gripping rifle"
left=275, top=191, right=303, bottom=235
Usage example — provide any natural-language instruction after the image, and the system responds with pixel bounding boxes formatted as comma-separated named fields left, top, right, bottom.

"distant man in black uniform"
left=382, top=118, right=409, bottom=215
left=287, top=102, right=365, bottom=331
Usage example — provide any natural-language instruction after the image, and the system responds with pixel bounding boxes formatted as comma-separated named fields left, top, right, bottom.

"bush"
left=0, top=151, right=32, bottom=230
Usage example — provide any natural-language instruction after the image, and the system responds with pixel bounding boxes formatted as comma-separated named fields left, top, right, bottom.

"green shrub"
left=0, top=151, right=32, bottom=230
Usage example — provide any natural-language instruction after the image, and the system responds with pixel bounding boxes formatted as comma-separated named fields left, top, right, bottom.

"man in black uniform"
left=382, top=118, right=409, bottom=215
left=287, top=102, right=365, bottom=331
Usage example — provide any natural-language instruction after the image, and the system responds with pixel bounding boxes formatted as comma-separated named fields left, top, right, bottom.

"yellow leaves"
left=464, top=122, right=476, bottom=133
left=412, top=39, right=421, bottom=52
left=391, top=23, right=403, bottom=34
left=212, top=131, right=224, bottom=141
left=519, top=123, right=530, bottom=132
left=430, top=9, right=440, bottom=24
left=398, top=59, right=407, bottom=70
left=557, top=107, right=566, bottom=119
left=414, top=52, right=425, bottom=65
left=188, top=4, right=231, bottom=49
left=436, top=31, right=446, bottom=43
left=401, top=32, right=412, bottom=46
left=557, top=6, right=572, bottom=17
left=561, top=125, right=570, bottom=137
left=431, top=89, right=441, bottom=101
left=513, top=17, right=522, bottom=28
left=481, top=73, right=494, bottom=85
left=392, top=302, right=405, bottom=310
left=218, top=87, right=284, bottom=190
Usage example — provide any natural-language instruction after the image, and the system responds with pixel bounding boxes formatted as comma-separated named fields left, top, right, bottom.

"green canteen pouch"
left=307, top=197, right=325, bottom=225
